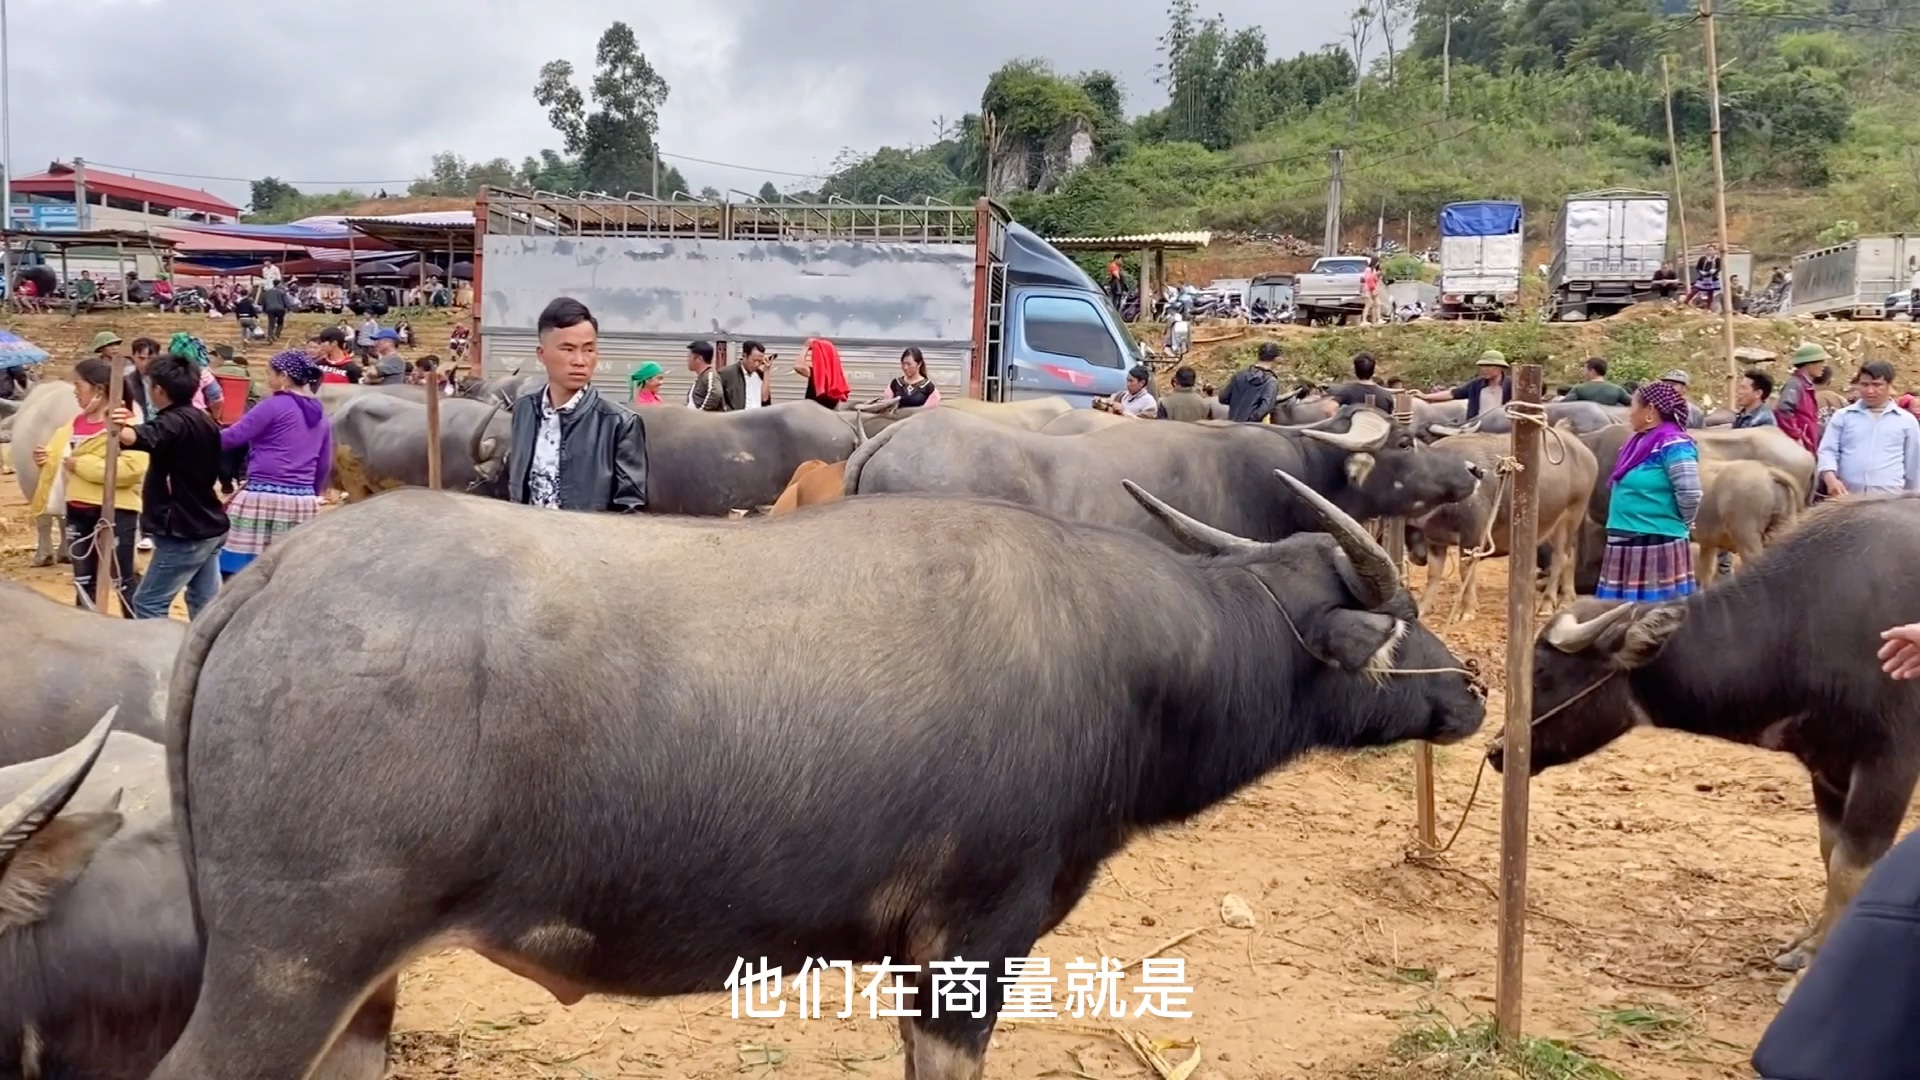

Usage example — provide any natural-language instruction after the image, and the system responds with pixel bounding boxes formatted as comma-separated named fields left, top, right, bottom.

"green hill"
left=818, top=0, right=1920, bottom=263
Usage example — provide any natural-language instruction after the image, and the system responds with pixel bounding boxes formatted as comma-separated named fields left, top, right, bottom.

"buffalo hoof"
left=1776, top=968, right=1806, bottom=1005
left=30, top=554, right=52, bottom=568
left=1774, top=941, right=1813, bottom=972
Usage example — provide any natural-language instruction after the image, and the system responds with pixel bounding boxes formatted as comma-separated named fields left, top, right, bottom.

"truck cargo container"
left=1784, top=235, right=1915, bottom=321
left=472, top=191, right=1136, bottom=408
left=1437, top=200, right=1523, bottom=319
left=1548, top=188, right=1670, bottom=322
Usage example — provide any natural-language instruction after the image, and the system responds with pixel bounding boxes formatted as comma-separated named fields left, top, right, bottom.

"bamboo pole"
left=95, top=359, right=125, bottom=613
left=1495, top=365, right=1544, bottom=1042
left=1661, top=56, right=1692, bottom=291
left=424, top=364, right=443, bottom=490
left=1701, top=0, right=1740, bottom=406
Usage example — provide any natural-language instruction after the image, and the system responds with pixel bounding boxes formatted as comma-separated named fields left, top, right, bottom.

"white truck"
left=1547, top=188, right=1670, bottom=322
left=1436, top=200, right=1523, bottom=320
left=1784, top=235, right=1915, bottom=320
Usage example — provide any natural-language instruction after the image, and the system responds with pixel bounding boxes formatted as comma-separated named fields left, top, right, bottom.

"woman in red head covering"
left=793, top=338, right=850, bottom=409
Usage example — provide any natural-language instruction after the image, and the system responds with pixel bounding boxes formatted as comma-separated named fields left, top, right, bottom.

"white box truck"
left=1784, top=235, right=1916, bottom=320
left=1548, top=188, right=1670, bottom=322
left=1437, top=200, right=1523, bottom=320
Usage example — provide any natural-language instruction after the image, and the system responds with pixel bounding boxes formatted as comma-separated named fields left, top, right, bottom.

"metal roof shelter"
left=4, top=228, right=180, bottom=310
left=10, top=162, right=240, bottom=218
left=346, top=212, right=475, bottom=256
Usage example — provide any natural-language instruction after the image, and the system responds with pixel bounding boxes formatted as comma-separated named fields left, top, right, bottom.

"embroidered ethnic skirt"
left=1595, top=533, right=1696, bottom=603
left=219, top=481, right=319, bottom=575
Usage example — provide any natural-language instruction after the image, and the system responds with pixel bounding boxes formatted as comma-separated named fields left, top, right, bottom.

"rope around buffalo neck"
left=1242, top=569, right=1489, bottom=689
left=1410, top=668, right=1623, bottom=862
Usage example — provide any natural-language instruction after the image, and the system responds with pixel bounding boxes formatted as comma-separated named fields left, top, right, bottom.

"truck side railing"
left=478, top=187, right=996, bottom=244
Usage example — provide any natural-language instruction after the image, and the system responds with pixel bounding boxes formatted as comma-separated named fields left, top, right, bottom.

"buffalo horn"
left=1269, top=470, right=1400, bottom=609
left=468, top=402, right=505, bottom=471
left=1542, top=604, right=1637, bottom=653
left=1121, top=480, right=1260, bottom=557
left=0, top=397, right=19, bottom=418
left=1426, top=423, right=1464, bottom=439
left=1294, top=408, right=1392, bottom=453
left=0, top=708, right=117, bottom=869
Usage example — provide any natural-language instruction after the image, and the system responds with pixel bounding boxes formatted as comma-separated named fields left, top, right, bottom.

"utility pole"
left=73, top=155, right=88, bottom=230
left=651, top=149, right=659, bottom=199
left=1323, top=148, right=1346, bottom=257
left=1701, top=0, right=1739, bottom=404
left=1442, top=2, right=1452, bottom=113
left=1661, top=55, right=1691, bottom=290
left=1, top=0, right=12, bottom=296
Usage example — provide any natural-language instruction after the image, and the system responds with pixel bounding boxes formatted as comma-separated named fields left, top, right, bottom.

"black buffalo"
left=1492, top=495, right=1920, bottom=1006
left=147, top=476, right=1483, bottom=1079
left=843, top=405, right=1483, bottom=547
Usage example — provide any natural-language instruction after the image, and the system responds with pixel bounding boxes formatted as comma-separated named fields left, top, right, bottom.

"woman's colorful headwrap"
left=166, top=332, right=210, bottom=368
left=269, top=349, right=321, bottom=386
left=1635, top=379, right=1690, bottom=428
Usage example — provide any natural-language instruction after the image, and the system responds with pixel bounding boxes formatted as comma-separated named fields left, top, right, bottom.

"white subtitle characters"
left=725, top=956, right=1194, bottom=1021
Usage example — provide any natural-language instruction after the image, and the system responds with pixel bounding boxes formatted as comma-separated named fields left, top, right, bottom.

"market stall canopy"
left=168, top=217, right=400, bottom=251
left=0, top=330, right=49, bottom=370
left=345, top=211, right=475, bottom=254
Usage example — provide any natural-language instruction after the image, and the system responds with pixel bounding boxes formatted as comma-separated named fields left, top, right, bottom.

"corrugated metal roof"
left=1042, top=231, right=1213, bottom=250
left=10, top=162, right=240, bottom=217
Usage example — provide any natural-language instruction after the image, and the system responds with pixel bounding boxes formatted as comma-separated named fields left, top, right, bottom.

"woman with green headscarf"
left=160, top=332, right=224, bottom=418
left=629, top=361, right=666, bottom=406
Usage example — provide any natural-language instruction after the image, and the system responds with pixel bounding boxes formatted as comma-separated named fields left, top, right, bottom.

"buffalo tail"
left=163, top=556, right=276, bottom=954
left=839, top=412, right=913, bottom=496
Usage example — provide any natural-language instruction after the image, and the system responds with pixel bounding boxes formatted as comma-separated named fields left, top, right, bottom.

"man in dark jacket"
left=109, top=352, right=229, bottom=618
left=261, top=281, right=290, bottom=342
left=704, top=341, right=775, bottom=411
left=1217, top=341, right=1284, bottom=423
left=506, top=297, right=648, bottom=513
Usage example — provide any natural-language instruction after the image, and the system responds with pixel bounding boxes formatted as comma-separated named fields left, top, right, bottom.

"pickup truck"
left=1292, top=256, right=1372, bottom=324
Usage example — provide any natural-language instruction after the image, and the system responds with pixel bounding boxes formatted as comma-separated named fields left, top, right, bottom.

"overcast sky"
left=5, top=0, right=1350, bottom=210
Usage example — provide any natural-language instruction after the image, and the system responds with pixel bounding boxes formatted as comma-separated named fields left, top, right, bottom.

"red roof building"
left=9, top=161, right=240, bottom=219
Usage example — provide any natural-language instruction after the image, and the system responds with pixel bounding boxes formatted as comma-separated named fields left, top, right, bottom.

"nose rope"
left=1242, top=569, right=1489, bottom=695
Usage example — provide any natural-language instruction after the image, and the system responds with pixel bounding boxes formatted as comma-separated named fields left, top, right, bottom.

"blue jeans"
left=132, top=534, right=225, bottom=620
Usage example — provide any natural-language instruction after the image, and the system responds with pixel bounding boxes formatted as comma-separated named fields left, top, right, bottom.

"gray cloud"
left=4, top=0, right=1349, bottom=209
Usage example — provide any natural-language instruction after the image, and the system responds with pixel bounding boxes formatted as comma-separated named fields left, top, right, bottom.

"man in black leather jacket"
left=505, top=297, right=648, bottom=513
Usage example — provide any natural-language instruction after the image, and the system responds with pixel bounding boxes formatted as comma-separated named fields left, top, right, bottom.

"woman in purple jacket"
left=217, top=349, right=332, bottom=578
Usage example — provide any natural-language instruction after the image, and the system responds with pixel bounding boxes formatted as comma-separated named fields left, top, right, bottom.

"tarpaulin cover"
left=1440, top=201, right=1523, bottom=237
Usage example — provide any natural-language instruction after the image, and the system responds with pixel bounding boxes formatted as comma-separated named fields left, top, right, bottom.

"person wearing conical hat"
left=1776, top=343, right=1830, bottom=455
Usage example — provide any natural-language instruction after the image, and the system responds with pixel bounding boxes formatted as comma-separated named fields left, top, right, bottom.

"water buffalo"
left=1406, top=425, right=1599, bottom=619
left=638, top=402, right=897, bottom=516
left=327, top=393, right=511, bottom=500
left=148, top=477, right=1485, bottom=1080
left=1572, top=425, right=1817, bottom=594
left=769, top=459, right=848, bottom=516
left=1427, top=400, right=1626, bottom=439
left=11, top=381, right=82, bottom=566
left=1693, top=460, right=1805, bottom=587
left=1493, top=495, right=1920, bottom=1004
left=929, top=395, right=1074, bottom=430
left=0, top=718, right=394, bottom=1079
left=843, top=406, right=1483, bottom=547
left=1038, top=408, right=1131, bottom=435
left=0, top=582, right=182, bottom=767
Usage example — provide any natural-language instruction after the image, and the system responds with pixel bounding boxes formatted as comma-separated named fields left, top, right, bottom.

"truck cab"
left=996, top=224, right=1137, bottom=405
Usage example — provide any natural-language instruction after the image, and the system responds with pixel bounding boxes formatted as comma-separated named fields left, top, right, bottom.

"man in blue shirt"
left=1816, top=361, right=1920, bottom=498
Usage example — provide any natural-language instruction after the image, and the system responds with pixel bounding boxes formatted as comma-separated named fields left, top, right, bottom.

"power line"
left=83, top=145, right=835, bottom=190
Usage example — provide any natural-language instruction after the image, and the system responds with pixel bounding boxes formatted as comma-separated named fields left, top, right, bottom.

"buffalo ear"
left=1311, top=609, right=1403, bottom=673
left=1616, top=605, right=1687, bottom=669
left=0, top=811, right=124, bottom=933
left=1344, top=452, right=1378, bottom=487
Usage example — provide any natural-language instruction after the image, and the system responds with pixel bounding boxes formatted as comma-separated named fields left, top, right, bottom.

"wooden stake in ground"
left=1495, top=365, right=1545, bottom=1042
left=1390, top=389, right=1437, bottom=856
left=423, top=368, right=443, bottom=490
left=1700, top=0, right=1740, bottom=406
left=1660, top=55, right=1692, bottom=291
left=94, top=359, right=127, bottom=613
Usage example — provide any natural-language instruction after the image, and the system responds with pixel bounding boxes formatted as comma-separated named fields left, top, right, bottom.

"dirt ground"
left=3, top=308, right=1898, bottom=1078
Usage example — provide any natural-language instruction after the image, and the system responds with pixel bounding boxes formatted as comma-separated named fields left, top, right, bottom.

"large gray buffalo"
left=0, top=718, right=394, bottom=1079
left=1427, top=400, right=1627, bottom=439
left=147, top=479, right=1484, bottom=1080
left=638, top=402, right=900, bottom=516
left=0, top=582, right=182, bottom=767
left=11, top=381, right=82, bottom=565
left=327, top=393, right=512, bottom=500
left=844, top=405, right=1484, bottom=546
left=1492, top=495, right=1920, bottom=1004
left=1407, top=426, right=1599, bottom=619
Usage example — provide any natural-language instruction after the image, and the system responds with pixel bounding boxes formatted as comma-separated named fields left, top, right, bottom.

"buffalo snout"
left=1465, top=460, right=1486, bottom=481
